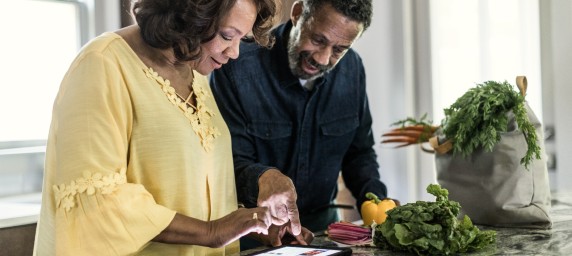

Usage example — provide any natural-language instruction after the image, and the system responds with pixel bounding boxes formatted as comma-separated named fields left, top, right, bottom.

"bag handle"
left=429, top=136, right=453, bottom=154
left=516, top=76, right=527, bottom=96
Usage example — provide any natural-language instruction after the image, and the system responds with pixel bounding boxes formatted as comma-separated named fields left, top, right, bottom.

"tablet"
left=247, top=244, right=352, bottom=256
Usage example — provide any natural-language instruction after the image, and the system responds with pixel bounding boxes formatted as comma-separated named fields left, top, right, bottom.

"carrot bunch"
left=381, top=124, right=438, bottom=152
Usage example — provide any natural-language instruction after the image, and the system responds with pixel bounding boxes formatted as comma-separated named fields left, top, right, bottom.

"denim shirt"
left=210, top=22, right=387, bottom=215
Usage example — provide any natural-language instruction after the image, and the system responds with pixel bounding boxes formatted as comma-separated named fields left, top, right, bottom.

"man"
left=210, top=0, right=388, bottom=246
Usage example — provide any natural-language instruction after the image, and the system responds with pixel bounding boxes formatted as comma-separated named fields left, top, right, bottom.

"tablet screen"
left=248, top=245, right=352, bottom=256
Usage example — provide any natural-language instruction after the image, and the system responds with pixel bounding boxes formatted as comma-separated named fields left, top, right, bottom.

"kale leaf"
left=373, top=184, right=496, bottom=255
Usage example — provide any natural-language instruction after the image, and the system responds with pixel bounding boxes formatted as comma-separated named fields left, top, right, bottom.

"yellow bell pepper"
left=361, top=192, right=397, bottom=226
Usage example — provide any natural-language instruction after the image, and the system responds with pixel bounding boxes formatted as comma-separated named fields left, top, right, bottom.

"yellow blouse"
left=34, top=32, right=239, bottom=255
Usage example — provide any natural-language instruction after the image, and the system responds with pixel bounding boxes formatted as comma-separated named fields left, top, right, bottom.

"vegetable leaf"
left=392, top=113, right=433, bottom=128
left=373, top=184, right=496, bottom=255
left=440, top=80, right=541, bottom=169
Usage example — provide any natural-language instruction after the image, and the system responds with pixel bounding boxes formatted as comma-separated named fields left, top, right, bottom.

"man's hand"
left=257, top=169, right=302, bottom=235
left=249, top=223, right=314, bottom=247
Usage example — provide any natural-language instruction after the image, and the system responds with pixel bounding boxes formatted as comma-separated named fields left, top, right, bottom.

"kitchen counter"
left=241, top=191, right=572, bottom=255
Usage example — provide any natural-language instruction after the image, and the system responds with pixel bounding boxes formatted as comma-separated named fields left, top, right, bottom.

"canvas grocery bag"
left=430, top=76, right=552, bottom=228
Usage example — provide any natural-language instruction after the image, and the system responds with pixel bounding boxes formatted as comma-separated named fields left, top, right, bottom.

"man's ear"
left=290, top=1, right=304, bottom=25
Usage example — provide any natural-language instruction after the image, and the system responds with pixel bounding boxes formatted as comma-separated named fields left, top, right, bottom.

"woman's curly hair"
left=132, top=0, right=277, bottom=62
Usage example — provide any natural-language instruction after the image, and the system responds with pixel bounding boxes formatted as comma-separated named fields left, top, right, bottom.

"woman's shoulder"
left=64, top=32, right=139, bottom=80
left=75, top=32, right=130, bottom=60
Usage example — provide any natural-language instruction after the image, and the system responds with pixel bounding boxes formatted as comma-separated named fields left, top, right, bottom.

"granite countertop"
left=242, top=191, right=572, bottom=255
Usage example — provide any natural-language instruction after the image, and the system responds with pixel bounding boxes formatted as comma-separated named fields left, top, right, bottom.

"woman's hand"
left=207, top=207, right=272, bottom=247
left=153, top=207, right=271, bottom=248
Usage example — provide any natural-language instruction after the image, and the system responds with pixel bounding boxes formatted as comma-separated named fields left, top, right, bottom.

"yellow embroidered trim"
left=144, top=68, right=221, bottom=152
left=53, top=169, right=127, bottom=211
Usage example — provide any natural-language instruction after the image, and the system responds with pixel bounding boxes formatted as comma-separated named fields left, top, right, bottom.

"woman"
left=34, top=0, right=278, bottom=255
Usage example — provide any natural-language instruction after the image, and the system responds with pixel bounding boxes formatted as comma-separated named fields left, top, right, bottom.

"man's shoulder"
left=220, top=42, right=276, bottom=77
left=330, top=48, right=365, bottom=77
left=219, top=42, right=268, bottom=71
left=339, top=48, right=363, bottom=66
left=236, top=41, right=269, bottom=61
left=239, top=40, right=264, bottom=53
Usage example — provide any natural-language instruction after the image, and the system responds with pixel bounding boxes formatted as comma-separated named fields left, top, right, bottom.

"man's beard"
left=287, top=42, right=334, bottom=80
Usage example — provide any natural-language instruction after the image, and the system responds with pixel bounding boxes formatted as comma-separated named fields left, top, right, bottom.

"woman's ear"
left=290, top=1, right=303, bottom=25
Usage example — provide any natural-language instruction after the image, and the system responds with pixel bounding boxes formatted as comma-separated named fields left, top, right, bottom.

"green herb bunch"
left=373, top=184, right=496, bottom=255
left=441, top=80, right=541, bottom=168
left=392, top=113, right=433, bottom=128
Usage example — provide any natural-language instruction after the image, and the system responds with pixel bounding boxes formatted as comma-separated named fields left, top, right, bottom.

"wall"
left=540, top=0, right=572, bottom=191
left=80, top=0, right=121, bottom=43
left=352, top=1, right=435, bottom=203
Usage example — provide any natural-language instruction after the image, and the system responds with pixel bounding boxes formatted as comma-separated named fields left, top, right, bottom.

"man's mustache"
left=301, top=52, right=330, bottom=72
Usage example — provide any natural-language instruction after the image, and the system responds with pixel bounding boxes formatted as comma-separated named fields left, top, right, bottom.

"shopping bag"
left=384, top=76, right=552, bottom=228
left=434, top=76, right=551, bottom=228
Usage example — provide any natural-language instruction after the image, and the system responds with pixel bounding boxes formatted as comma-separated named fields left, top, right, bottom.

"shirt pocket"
left=320, top=115, right=359, bottom=136
left=247, top=121, right=293, bottom=140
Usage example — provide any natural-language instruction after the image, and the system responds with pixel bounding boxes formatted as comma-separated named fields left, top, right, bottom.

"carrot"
left=381, top=137, right=418, bottom=144
left=382, top=131, right=426, bottom=137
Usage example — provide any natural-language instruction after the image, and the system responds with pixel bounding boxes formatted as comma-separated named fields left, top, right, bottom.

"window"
left=430, top=0, right=542, bottom=122
left=0, top=0, right=84, bottom=197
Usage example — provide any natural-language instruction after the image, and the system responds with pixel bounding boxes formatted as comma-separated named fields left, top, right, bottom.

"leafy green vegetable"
left=392, top=113, right=433, bottom=128
left=373, top=184, right=496, bottom=255
left=440, top=80, right=541, bottom=168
